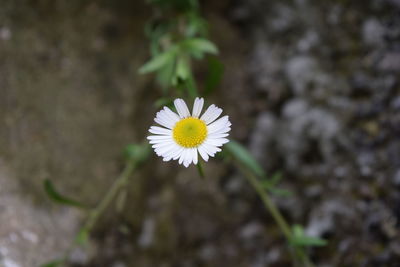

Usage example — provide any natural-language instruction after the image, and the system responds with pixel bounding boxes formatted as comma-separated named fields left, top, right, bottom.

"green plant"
left=42, top=1, right=326, bottom=266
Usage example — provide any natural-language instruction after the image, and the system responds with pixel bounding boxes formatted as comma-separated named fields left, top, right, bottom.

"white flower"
left=147, top=97, right=231, bottom=167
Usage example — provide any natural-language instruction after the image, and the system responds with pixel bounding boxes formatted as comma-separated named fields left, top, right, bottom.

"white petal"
left=207, top=116, right=231, bottom=134
left=179, top=149, right=187, bottom=164
left=205, top=138, right=229, bottom=147
left=201, top=143, right=214, bottom=156
left=174, top=98, right=190, bottom=118
left=172, top=147, right=184, bottom=160
left=200, top=104, right=223, bottom=124
left=155, top=110, right=177, bottom=129
left=192, top=148, right=198, bottom=165
left=185, top=148, right=194, bottom=167
left=192, top=97, right=204, bottom=118
left=149, top=126, right=172, bottom=135
left=149, top=139, right=170, bottom=144
left=162, top=144, right=179, bottom=159
left=198, top=145, right=209, bottom=161
left=163, top=106, right=180, bottom=122
left=147, top=135, right=171, bottom=140
left=154, top=117, right=174, bottom=129
left=202, top=143, right=221, bottom=157
left=155, top=143, right=175, bottom=156
left=162, top=144, right=181, bottom=161
left=208, top=133, right=229, bottom=139
left=214, top=127, right=231, bottom=134
left=152, top=141, right=175, bottom=148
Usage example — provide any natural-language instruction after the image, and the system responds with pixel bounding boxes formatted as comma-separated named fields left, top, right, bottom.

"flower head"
left=147, top=97, right=231, bottom=167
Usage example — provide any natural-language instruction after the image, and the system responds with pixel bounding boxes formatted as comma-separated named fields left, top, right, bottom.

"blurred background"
left=1, top=0, right=400, bottom=266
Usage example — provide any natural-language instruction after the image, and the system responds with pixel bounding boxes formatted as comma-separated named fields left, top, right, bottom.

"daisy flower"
left=147, top=97, right=231, bottom=167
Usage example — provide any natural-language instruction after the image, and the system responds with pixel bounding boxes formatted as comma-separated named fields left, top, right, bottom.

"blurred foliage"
left=124, top=143, right=152, bottom=164
left=226, top=141, right=291, bottom=197
left=140, top=0, right=222, bottom=98
left=43, top=179, right=86, bottom=209
left=291, top=225, right=328, bottom=247
left=41, top=260, right=63, bottom=267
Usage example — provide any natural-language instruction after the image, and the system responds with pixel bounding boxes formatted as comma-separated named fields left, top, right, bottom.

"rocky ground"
left=0, top=0, right=399, bottom=266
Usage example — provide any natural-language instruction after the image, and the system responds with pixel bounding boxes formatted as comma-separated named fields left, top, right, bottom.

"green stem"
left=81, top=159, right=137, bottom=234
left=45, top=160, right=137, bottom=267
left=196, top=161, right=205, bottom=178
left=241, top=168, right=314, bottom=267
left=244, top=169, right=292, bottom=238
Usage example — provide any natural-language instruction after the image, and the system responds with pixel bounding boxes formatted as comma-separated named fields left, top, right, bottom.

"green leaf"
left=185, top=13, right=208, bottom=37
left=175, top=56, right=190, bottom=81
left=40, top=259, right=63, bottom=267
left=227, top=141, right=290, bottom=196
left=260, top=177, right=292, bottom=197
left=139, top=49, right=176, bottom=74
left=270, top=171, right=283, bottom=185
left=75, top=228, right=89, bottom=246
left=290, top=224, right=328, bottom=247
left=43, top=179, right=85, bottom=208
left=267, top=187, right=292, bottom=197
left=204, top=57, right=224, bottom=95
left=225, top=141, right=265, bottom=178
left=292, top=224, right=304, bottom=236
left=184, top=73, right=198, bottom=98
left=124, top=143, right=151, bottom=164
left=181, top=38, right=218, bottom=59
left=156, top=56, right=176, bottom=90
left=291, top=236, right=328, bottom=247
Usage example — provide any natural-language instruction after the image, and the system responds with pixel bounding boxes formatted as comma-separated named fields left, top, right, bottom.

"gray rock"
left=362, top=18, right=385, bottom=47
left=239, top=221, right=264, bottom=240
left=137, top=217, right=155, bottom=248
left=297, top=30, right=320, bottom=52
left=393, top=169, right=400, bottom=186
left=249, top=112, right=277, bottom=165
left=0, top=160, right=80, bottom=266
left=0, top=27, right=11, bottom=41
left=306, top=199, right=354, bottom=238
left=378, top=52, right=400, bottom=72
left=269, top=4, right=296, bottom=32
left=285, top=56, right=318, bottom=95
left=279, top=100, right=341, bottom=170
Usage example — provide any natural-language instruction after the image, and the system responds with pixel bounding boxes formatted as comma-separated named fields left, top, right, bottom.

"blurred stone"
left=362, top=18, right=385, bottom=47
left=390, top=96, right=400, bottom=110
left=112, top=261, right=127, bottom=267
left=393, top=169, right=400, bottom=186
left=137, top=217, right=155, bottom=248
left=269, top=4, right=296, bottom=32
left=285, top=56, right=318, bottom=95
left=69, top=247, right=90, bottom=265
left=297, top=30, right=319, bottom=52
left=378, top=52, right=400, bottom=72
left=306, top=199, right=354, bottom=238
left=0, top=160, right=80, bottom=266
left=239, top=221, right=264, bottom=240
left=0, top=27, right=11, bottom=41
left=249, top=112, right=277, bottom=165
left=198, top=244, right=216, bottom=261
left=2, top=258, right=21, bottom=267
left=282, top=99, right=308, bottom=119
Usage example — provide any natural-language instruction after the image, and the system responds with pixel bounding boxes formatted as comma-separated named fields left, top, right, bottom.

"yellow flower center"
left=173, top=117, right=207, bottom=148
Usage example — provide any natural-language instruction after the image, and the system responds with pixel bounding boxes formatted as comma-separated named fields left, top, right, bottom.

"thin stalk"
left=47, top=160, right=137, bottom=267
left=196, top=160, right=205, bottom=178
left=241, top=167, right=314, bottom=267
left=81, top=159, right=137, bottom=234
